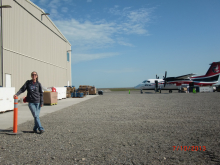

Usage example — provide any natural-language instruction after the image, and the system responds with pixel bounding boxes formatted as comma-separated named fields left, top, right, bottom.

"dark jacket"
left=16, top=80, right=43, bottom=105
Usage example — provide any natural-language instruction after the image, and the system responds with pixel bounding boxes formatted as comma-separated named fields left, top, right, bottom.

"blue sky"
left=30, top=0, right=220, bottom=88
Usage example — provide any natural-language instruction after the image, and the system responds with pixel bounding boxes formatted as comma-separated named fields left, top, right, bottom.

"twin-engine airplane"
left=135, top=61, right=220, bottom=92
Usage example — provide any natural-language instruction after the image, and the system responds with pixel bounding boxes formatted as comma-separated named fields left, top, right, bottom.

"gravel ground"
left=0, top=90, right=220, bottom=165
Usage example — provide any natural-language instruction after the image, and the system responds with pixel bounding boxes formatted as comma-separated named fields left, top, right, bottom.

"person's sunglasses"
left=32, top=74, right=37, bottom=76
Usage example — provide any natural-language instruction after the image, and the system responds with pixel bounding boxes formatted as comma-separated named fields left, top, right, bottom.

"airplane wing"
left=175, top=73, right=196, bottom=79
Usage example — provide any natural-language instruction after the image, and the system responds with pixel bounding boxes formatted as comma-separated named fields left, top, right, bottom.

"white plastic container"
left=199, top=87, right=213, bottom=93
left=54, top=87, right=67, bottom=99
left=0, top=87, right=15, bottom=112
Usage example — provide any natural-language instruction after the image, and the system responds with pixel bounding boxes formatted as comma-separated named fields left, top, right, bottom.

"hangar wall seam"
left=3, top=47, right=67, bottom=70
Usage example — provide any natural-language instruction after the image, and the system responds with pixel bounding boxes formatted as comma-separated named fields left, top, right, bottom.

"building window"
left=67, top=52, right=69, bottom=62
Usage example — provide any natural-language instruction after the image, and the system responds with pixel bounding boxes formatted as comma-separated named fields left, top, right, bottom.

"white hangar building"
left=0, top=0, right=72, bottom=98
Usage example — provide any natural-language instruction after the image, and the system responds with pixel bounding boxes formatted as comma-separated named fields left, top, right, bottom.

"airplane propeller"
left=163, top=71, right=167, bottom=87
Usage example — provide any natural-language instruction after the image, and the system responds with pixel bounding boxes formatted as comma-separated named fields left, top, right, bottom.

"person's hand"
left=13, top=95, right=18, bottom=99
left=41, top=104, right=43, bottom=107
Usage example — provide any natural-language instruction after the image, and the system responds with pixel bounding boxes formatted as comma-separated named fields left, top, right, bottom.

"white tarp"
left=0, top=87, right=15, bottom=112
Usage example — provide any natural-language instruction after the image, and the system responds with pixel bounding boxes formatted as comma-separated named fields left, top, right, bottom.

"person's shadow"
left=0, top=129, right=34, bottom=134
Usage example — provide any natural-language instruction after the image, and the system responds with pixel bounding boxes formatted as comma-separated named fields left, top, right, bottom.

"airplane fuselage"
left=135, top=75, right=219, bottom=90
left=135, top=62, right=220, bottom=91
left=134, top=79, right=179, bottom=90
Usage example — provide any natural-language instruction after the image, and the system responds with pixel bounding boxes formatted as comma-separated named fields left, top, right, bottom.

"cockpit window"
left=142, top=80, right=150, bottom=83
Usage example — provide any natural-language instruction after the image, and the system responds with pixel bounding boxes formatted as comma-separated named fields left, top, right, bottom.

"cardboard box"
left=70, top=87, right=75, bottom=93
left=43, top=92, right=58, bottom=104
left=89, top=87, right=96, bottom=95
left=66, top=93, right=71, bottom=98
left=79, top=86, right=89, bottom=90
left=67, top=87, right=71, bottom=93
left=181, top=87, right=187, bottom=91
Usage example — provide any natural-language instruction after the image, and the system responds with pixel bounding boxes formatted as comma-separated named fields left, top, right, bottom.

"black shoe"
left=33, top=130, right=38, bottom=133
left=39, top=130, right=45, bottom=134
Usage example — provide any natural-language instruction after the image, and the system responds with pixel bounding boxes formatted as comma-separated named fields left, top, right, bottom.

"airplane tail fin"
left=205, top=62, right=220, bottom=77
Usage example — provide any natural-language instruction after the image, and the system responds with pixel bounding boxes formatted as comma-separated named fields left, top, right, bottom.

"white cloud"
left=52, top=6, right=155, bottom=63
left=87, top=0, right=92, bottom=2
left=48, top=0, right=61, bottom=8
left=72, top=52, right=120, bottom=63
left=117, top=40, right=134, bottom=47
left=61, top=7, right=68, bottom=13
left=50, top=8, right=58, bottom=15
left=108, top=6, right=154, bottom=35
left=54, top=6, right=152, bottom=49
left=39, top=0, right=49, bottom=5
left=116, top=37, right=134, bottom=47
left=55, top=19, right=117, bottom=49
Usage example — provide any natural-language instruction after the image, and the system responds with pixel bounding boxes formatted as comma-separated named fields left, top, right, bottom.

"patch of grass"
left=109, top=88, right=139, bottom=91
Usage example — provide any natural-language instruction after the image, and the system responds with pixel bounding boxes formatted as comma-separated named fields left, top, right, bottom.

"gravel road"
left=0, top=90, right=220, bottom=165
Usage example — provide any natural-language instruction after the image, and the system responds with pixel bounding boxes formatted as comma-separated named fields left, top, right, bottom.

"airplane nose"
left=134, top=84, right=141, bottom=89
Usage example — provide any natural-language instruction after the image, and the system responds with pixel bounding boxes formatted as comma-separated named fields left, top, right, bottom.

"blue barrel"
left=75, top=92, right=79, bottom=97
left=71, top=93, right=76, bottom=97
left=79, top=93, right=84, bottom=98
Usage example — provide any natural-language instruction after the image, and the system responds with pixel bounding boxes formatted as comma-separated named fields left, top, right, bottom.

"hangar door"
left=5, top=74, right=11, bottom=87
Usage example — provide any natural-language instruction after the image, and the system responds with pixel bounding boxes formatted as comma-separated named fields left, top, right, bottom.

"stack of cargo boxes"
left=78, top=85, right=89, bottom=96
left=79, top=85, right=97, bottom=95
left=66, top=87, right=75, bottom=98
left=88, top=86, right=96, bottom=95
left=70, top=85, right=96, bottom=98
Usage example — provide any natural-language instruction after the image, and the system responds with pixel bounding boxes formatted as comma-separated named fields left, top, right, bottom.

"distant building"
left=0, top=0, right=71, bottom=98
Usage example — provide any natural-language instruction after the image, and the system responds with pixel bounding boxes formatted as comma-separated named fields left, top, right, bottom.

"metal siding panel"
left=2, top=0, right=71, bottom=96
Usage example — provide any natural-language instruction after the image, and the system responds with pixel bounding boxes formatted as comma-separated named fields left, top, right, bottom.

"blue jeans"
left=28, top=103, right=44, bottom=131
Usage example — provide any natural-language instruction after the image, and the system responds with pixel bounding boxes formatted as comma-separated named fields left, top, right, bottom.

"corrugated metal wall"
left=0, top=0, right=2, bottom=86
left=2, top=0, right=72, bottom=99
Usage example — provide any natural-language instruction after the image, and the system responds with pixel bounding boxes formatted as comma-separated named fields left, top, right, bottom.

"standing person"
left=14, top=71, right=45, bottom=134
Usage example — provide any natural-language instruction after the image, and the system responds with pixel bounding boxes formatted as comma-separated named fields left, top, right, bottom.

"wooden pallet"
left=72, top=97, right=84, bottom=98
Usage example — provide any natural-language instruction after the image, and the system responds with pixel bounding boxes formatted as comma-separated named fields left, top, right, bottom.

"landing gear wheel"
left=140, top=89, right=143, bottom=94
